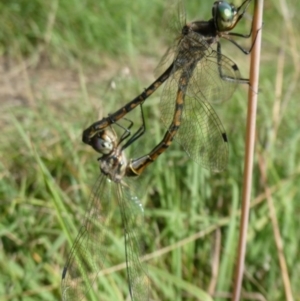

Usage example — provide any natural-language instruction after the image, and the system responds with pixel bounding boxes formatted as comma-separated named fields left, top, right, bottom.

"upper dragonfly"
left=83, top=0, right=255, bottom=172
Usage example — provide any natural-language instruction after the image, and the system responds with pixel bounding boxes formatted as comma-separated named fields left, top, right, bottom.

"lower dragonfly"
left=82, top=0, right=256, bottom=172
left=62, top=100, right=188, bottom=300
left=61, top=116, right=147, bottom=301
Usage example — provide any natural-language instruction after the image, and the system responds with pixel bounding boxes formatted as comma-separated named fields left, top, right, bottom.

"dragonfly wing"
left=118, top=181, right=149, bottom=301
left=187, top=46, right=241, bottom=104
left=175, top=47, right=243, bottom=171
left=61, top=175, right=114, bottom=301
left=155, top=0, right=186, bottom=77
left=161, top=73, right=229, bottom=171
left=175, top=90, right=229, bottom=171
left=160, top=32, right=243, bottom=171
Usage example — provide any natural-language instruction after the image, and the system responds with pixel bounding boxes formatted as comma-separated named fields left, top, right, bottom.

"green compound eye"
left=213, top=1, right=237, bottom=31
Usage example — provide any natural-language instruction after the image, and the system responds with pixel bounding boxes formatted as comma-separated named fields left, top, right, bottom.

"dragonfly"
left=61, top=98, right=201, bottom=300
left=61, top=115, right=151, bottom=301
left=82, top=0, right=255, bottom=172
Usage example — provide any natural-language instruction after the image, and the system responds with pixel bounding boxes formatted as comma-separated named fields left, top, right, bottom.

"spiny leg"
left=121, top=104, right=146, bottom=150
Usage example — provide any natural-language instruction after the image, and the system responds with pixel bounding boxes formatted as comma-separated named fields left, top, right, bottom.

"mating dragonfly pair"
left=62, top=0, right=255, bottom=300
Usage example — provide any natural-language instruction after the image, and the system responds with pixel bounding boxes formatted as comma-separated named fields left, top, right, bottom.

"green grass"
left=1, top=0, right=300, bottom=300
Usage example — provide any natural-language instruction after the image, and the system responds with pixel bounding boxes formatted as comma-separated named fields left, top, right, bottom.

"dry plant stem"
left=19, top=52, right=35, bottom=107
left=208, top=229, right=221, bottom=295
left=231, top=1, right=264, bottom=300
left=272, top=38, right=285, bottom=141
left=258, top=154, right=294, bottom=301
left=215, top=291, right=266, bottom=301
left=277, top=0, right=300, bottom=128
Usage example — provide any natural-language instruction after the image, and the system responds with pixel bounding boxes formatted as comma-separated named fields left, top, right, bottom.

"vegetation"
left=1, top=0, right=299, bottom=300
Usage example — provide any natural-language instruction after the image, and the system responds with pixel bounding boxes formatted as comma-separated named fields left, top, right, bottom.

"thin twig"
left=208, top=229, right=221, bottom=295
left=272, top=36, right=285, bottom=142
left=232, top=1, right=264, bottom=300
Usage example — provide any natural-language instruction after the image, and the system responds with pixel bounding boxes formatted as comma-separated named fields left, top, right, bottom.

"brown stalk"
left=231, top=0, right=264, bottom=300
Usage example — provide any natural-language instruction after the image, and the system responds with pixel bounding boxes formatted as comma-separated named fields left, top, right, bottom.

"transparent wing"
left=61, top=175, right=113, bottom=301
left=117, top=181, right=149, bottom=301
left=174, top=89, right=229, bottom=172
left=159, top=32, right=242, bottom=171
left=155, top=0, right=186, bottom=77
left=160, top=72, right=228, bottom=171
left=61, top=174, right=149, bottom=301
left=187, top=47, right=241, bottom=105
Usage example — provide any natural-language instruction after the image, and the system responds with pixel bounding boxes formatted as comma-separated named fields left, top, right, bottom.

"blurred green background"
left=1, top=0, right=300, bottom=300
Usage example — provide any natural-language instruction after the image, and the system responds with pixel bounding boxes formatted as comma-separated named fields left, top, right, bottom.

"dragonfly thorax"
left=188, top=20, right=217, bottom=38
left=94, top=128, right=129, bottom=182
left=99, top=150, right=128, bottom=183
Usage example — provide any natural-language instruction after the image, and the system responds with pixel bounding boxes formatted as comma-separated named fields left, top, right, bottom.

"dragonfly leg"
left=216, top=41, right=249, bottom=84
left=225, top=0, right=262, bottom=55
left=224, top=25, right=261, bottom=55
left=115, top=117, right=134, bottom=144
left=121, top=104, right=146, bottom=150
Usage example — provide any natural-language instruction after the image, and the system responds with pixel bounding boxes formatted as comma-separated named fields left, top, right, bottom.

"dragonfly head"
left=89, top=129, right=117, bottom=155
left=212, top=1, right=238, bottom=32
left=212, top=0, right=252, bottom=32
